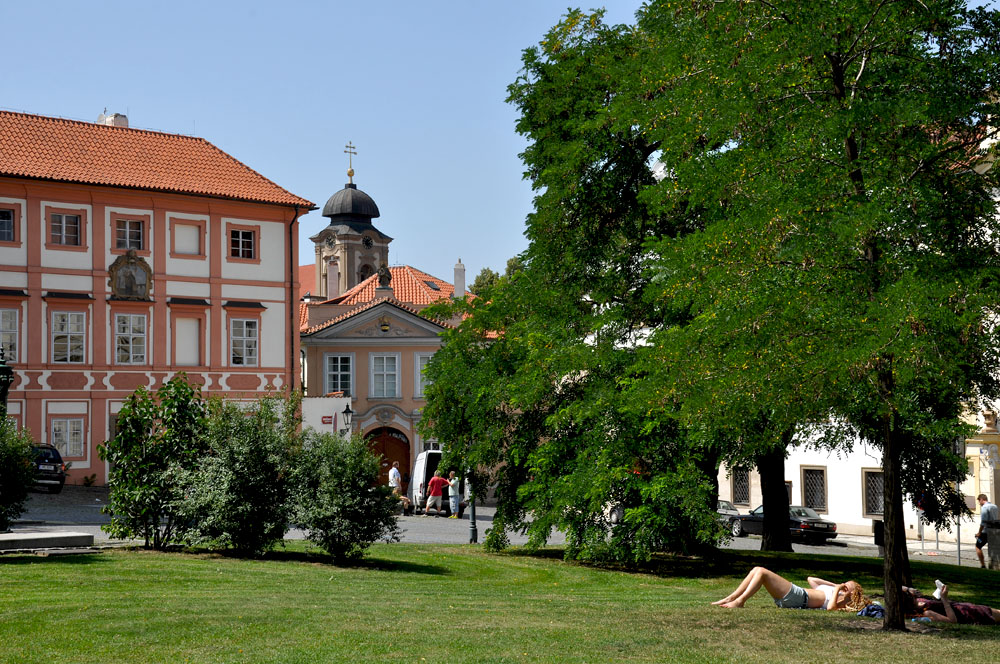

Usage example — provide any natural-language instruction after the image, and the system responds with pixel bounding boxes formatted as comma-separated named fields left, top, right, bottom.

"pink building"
left=0, top=111, right=314, bottom=485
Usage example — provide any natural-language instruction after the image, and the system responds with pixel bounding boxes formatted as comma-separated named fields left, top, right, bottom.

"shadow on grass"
left=0, top=552, right=104, bottom=566
left=173, top=546, right=450, bottom=576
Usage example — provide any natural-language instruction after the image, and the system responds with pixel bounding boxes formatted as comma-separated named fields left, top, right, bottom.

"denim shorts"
left=774, top=583, right=809, bottom=609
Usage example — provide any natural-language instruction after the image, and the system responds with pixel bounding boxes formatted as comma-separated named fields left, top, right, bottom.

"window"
left=863, top=469, right=885, bottom=516
left=52, top=418, right=84, bottom=457
left=230, top=318, right=258, bottom=366
left=52, top=312, right=85, bottom=363
left=114, top=313, right=146, bottom=364
left=230, top=229, right=255, bottom=259
left=371, top=353, right=399, bottom=398
left=801, top=467, right=827, bottom=512
left=0, top=209, right=13, bottom=242
left=115, top=218, right=143, bottom=250
left=732, top=467, right=750, bottom=505
left=0, top=309, right=17, bottom=361
left=50, top=213, right=81, bottom=246
left=325, top=354, right=352, bottom=396
left=415, top=352, right=433, bottom=397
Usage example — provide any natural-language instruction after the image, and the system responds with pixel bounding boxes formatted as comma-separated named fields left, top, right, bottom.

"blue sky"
left=1, top=1, right=641, bottom=284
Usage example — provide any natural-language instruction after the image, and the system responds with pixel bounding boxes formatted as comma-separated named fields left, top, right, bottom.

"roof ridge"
left=0, top=109, right=209, bottom=142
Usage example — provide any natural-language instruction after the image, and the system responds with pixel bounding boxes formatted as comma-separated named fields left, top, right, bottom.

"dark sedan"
left=731, top=505, right=837, bottom=544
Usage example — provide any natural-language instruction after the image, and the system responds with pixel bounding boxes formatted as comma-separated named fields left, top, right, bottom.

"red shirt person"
left=423, top=470, right=450, bottom=516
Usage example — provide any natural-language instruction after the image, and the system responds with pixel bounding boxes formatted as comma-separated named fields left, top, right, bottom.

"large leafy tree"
left=631, top=0, right=1000, bottom=630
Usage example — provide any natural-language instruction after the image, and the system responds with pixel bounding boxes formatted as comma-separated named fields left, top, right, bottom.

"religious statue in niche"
left=108, top=249, right=152, bottom=300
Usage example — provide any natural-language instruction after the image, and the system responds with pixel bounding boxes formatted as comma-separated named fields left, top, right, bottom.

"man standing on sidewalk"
left=422, top=470, right=449, bottom=517
left=975, top=494, right=999, bottom=569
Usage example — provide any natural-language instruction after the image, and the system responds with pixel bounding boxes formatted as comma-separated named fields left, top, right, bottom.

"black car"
left=731, top=505, right=837, bottom=544
left=32, top=445, right=66, bottom=493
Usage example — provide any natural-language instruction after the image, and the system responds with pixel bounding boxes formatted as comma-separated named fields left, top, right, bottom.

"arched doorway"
left=366, top=427, right=410, bottom=488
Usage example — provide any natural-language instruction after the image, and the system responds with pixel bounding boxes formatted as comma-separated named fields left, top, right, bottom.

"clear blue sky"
left=0, top=1, right=641, bottom=284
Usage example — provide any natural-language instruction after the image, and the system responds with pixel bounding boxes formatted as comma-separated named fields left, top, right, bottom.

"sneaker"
left=933, top=580, right=944, bottom=600
left=448, top=515, right=458, bottom=519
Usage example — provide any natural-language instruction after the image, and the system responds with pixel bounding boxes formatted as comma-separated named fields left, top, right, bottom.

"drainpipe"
left=289, top=205, right=302, bottom=392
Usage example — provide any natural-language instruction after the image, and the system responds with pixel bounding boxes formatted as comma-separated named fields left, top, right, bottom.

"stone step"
left=0, top=531, right=95, bottom=550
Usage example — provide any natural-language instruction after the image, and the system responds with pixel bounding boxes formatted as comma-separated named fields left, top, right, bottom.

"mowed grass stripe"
left=1, top=543, right=997, bottom=663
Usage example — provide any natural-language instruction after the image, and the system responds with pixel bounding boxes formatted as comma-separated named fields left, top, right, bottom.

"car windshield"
left=34, top=446, right=62, bottom=463
left=790, top=506, right=820, bottom=518
left=718, top=501, right=735, bottom=511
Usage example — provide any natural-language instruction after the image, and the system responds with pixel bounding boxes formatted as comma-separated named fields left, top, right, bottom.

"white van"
left=410, top=450, right=464, bottom=516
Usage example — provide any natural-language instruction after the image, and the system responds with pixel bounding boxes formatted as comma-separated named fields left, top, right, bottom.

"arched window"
left=359, top=264, right=374, bottom=281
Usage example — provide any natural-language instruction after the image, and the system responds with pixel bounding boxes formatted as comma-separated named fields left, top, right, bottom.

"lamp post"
left=467, top=469, right=478, bottom=544
left=0, top=345, right=13, bottom=417
left=340, top=403, right=354, bottom=436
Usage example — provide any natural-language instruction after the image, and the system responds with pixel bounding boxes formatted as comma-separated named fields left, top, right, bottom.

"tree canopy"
left=422, top=0, right=1000, bottom=630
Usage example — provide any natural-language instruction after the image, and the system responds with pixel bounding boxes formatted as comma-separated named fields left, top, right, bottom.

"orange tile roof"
left=328, top=265, right=455, bottom=306
left=298, top=264, right=316, bottom=300
left=0, top=111, right=313, bottom=208
left=301, top=296, right=453, bottom=335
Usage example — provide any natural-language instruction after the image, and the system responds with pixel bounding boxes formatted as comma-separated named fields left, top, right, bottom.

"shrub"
left=99, top=376, right=206, bottom=548
left=0, top=417, right=36, bottom=531
left=174, top=394, right=299, bottom=555
left=293, top=430, right=399, bottom=562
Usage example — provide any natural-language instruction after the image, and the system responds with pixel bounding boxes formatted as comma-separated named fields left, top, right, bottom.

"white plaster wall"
left=220, top=218, right=286, bottom=282
left=221, top=285, right=285, bottom=301
left=165, top=281, right=211, bottom=298
left=301, top=395, right=352, bottom=437
left=261, top=303, right=286, bottom=367
left=39, top=201, right=92, bottom=271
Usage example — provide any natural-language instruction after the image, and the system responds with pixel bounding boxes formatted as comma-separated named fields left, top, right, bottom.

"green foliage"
left=469, top=267, right=499, bottom=296
left=174, top=393, right=300, bottom=555
left=0, top=418, right=36, bottom=531
left=99, top=376, right=207, bottom=548
left=292, top=430, right=399, bottom=562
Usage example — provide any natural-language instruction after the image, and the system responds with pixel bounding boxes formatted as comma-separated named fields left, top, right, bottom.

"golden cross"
left=344, top=142, right=358, bottom=183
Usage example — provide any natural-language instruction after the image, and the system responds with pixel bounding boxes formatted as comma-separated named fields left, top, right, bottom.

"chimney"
left=453, top=258, right=466, bottom=299
left=97, top=112, right=128, bottom=128
left=326, top=258, right=340, bottom=299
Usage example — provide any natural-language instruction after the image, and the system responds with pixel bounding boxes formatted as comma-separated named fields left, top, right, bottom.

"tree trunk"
left=758, top=440, right=792, bottom=552
left=881, top=413, right=911, bottom=630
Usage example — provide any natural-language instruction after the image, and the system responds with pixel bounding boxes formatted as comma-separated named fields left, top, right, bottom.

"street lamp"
left=340, top=403, right=353, bottom=436
left=0, top=345, right=13, bottom=416
left=467, top=469, right=478, bottom=544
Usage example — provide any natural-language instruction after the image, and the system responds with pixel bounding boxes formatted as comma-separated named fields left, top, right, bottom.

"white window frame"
left=230, top=229, right=255, bottom=259
left=0, top=308, right=18, bottom=362
left=370, top=352, right=401, bottom=398
left=51, top=311, right=86, bottom=363
left=115, top=218, right=144, bottom=250
left=52, top=417, right=84, bottom=457
left=323, top=352, right=354, bottom=397
left=50, top=213, right=81, bottom=246
left=230, top=318, right=258, bottom=367
left=414, top=352, right=434, bottom=398
left=114, top=313, right=147, bottom=365
left=0, top=209, right=13, bottom=242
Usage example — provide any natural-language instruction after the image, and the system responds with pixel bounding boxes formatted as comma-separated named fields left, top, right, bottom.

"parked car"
left=717, top=499, right=740, bottom=524
left=32, top=445, right=66, bottom=493
left=731, top=505, right=837, bottom=544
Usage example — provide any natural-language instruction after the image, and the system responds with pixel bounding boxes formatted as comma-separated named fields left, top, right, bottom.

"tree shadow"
left=0, top=552, right=104, bottom=566
left=194, top=547, right=450, bottom=576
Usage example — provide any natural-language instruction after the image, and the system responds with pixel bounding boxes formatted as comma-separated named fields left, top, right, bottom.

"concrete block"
left=0, top=531, right=95, bottom=551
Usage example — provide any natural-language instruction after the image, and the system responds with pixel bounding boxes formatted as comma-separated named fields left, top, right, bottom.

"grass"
left=1, top=543, right=998, bottom=663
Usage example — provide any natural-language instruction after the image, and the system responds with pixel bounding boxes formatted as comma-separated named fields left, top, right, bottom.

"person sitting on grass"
left=902, top=583, right=999, bottom=625
left=712, top=566, right=868, bottom=611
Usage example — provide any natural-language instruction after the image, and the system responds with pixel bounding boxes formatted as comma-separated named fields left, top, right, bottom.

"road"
left=10, top=486, right=982, bottom=567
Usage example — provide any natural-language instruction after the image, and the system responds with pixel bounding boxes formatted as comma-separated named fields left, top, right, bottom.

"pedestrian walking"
left=423, top=470, right=449, bottom=517
left=447, top=470, right=461, bottom=518
left=976, top=493, right=998, bottom=569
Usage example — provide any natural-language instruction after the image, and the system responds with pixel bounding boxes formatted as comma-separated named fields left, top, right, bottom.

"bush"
left=99, top=376, right=206, bottom=548
left=0, top=418, right=36, bottom=531
left=174, top=394, right=299, bottom=555
left=293, top=430, right=399, bottom=562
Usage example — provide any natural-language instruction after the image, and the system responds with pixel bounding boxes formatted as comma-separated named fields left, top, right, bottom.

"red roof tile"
left=328, top=265, right=456, bottom=306
left=0, top=111, right=313, bottom=208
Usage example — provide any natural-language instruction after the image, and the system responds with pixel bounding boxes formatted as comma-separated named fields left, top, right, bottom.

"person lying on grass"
left=902, top=583, right=999, bottom=625
left=712, top=566, right=868, bottom=611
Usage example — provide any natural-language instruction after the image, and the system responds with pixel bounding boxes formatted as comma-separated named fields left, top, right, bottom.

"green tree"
left=0, top=418, right=36, bottom=531
left=174, top=393, right=300, bottom=555
left=469, top=267, right=500, bottom=296
left=630, top=0, right=1000, bottom=629
left=292, top=430, right=399, bottom=562
left=99, top=375, right=207, bottom=549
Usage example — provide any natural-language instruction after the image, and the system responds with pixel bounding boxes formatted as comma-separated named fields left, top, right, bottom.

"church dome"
left=322, top=183, right=380, bottom=221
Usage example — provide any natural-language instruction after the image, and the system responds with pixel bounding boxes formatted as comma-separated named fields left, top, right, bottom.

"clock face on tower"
left=362, top=235, right=374, bottom=249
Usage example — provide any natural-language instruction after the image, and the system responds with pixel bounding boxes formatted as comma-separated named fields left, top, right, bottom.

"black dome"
left=322, top=183, right=380, bottom=220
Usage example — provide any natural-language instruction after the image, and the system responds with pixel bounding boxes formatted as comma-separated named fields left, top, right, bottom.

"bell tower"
left=309, top=143, right=392, bottom=299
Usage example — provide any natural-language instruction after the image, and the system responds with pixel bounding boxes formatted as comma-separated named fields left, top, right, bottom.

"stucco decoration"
left=376, top=408, right=394, bottom=424
left=108, top=250, right=152, bottom=300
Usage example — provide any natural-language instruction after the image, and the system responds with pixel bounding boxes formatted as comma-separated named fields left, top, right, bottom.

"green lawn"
left=1, top=543, right=997, bottom=663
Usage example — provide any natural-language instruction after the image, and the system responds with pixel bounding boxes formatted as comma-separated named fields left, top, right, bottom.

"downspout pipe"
left=289, top=204, right=302, bottom=392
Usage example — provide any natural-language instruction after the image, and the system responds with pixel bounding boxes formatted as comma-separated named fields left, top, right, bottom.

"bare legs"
left=712, top=567, right=793, bottom=608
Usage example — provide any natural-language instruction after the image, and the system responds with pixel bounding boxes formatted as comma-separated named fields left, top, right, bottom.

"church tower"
left=309, top=144, right=392, bottom=299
